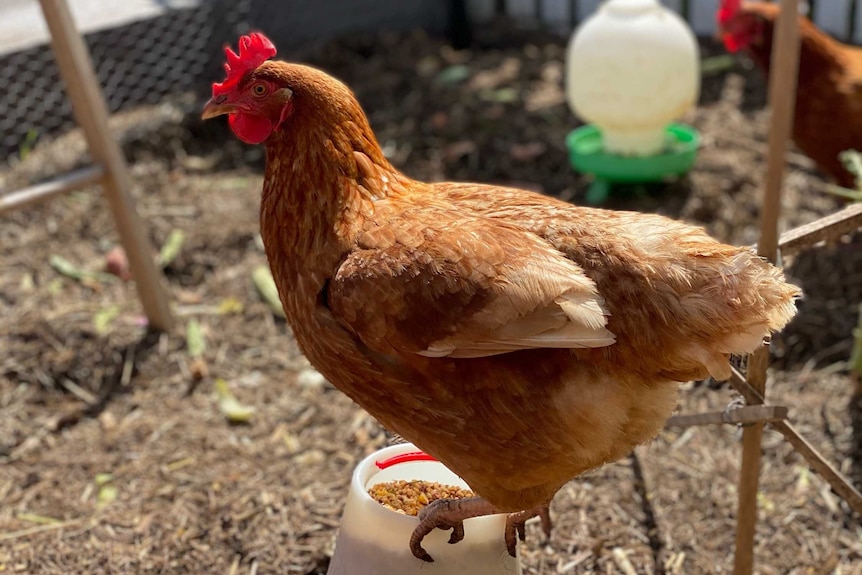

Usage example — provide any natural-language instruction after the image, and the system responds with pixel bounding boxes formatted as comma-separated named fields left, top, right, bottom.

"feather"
left=209, top=52, right=801, bottom=516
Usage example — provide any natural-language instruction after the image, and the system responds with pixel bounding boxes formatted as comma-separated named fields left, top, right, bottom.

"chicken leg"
left=409, top=497, right=552, bottom=562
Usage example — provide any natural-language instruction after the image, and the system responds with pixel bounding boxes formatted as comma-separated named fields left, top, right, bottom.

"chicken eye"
left=252, top=83, right=268, bottom=96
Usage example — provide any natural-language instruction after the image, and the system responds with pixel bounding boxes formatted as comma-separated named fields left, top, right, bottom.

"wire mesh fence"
left=0, top=0, right=445, bottom=164
left=2, top=0, right=860, bottom=165
left=0, top=0, right=248, bottom=163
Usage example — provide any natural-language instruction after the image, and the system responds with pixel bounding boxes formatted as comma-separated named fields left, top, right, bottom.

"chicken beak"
left=201, top=95, right=235, bottom=120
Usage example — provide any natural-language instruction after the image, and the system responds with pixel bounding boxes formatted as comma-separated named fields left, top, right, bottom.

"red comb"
left=717, top=0, right=742, bottom=24
left=212, top=32, right=277, bottom=96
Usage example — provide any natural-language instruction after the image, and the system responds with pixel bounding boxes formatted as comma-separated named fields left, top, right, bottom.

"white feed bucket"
left=327, top=442, right=521, bottom=575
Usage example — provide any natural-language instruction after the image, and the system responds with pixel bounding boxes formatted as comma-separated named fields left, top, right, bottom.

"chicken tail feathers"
left=680, top=250, right=800, bottom=380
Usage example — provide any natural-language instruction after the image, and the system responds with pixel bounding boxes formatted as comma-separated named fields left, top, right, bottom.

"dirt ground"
left=2, top=26, right=862, bottom=574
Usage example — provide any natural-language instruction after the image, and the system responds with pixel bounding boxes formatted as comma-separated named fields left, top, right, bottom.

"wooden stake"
left=665, top=405, right=787, bottom=428
left=774, top=202, right=862, bottom=256
left=37, top=0, right=173, bottom=331
left=727, top=368, right=862, bottom=515
left=0, top=165, right=104, bottom=214
left=734, top=1, right=801, bottom=573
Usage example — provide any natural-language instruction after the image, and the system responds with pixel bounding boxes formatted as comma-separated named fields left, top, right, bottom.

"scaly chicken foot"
left=409, top=497, right=495, bottom=562
left=409, top=497, right=552, bottom=562
left=505, top=501, right=552, bottom=556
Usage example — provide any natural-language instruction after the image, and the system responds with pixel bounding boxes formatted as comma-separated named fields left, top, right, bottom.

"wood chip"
left=611, top=547, right=638, bottom=575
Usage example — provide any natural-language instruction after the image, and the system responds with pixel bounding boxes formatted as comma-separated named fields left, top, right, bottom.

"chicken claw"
left=409, top=497, right=552, bottom=562
left=410, top=497, right=495, bottom=562
left=504, top=502, right=552, bottom=557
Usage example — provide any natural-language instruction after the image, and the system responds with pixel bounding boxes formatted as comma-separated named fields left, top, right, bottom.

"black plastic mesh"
left=0, top=0, right=453, bottom=163
left=0, top=0, right=249, bottom=162
left=16, top=0, right=855, bottom=164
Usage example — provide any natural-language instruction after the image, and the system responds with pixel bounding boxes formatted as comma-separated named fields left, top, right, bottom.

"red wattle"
left=228, top=113, right=273, bottom=144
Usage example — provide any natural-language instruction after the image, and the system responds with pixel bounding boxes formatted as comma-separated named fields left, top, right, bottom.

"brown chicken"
left=718, top=0, right=862, bottom=188
left=202, top=33, right=800, bottom=561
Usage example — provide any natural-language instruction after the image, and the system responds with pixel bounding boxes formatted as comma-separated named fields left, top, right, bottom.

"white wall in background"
left=478, top=0, right=862, bottom=42
left=578, top=1, right=601, bottom=20
left=0, top=0, right=209, bottom=55
left=540, top=0, right=571, bottom=25
left=812, top=0, right=852, bottom=37
left=856, top=1, right=862, bottom=43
